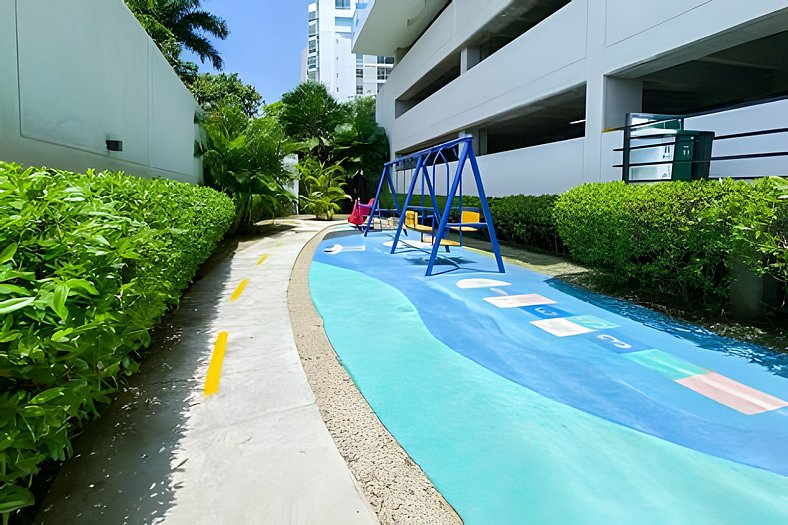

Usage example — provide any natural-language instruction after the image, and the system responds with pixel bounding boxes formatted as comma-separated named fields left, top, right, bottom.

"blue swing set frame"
left=363, top=136, right=505, bottom=277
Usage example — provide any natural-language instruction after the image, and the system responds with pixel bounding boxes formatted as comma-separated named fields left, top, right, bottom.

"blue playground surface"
left=310, top=226, right=788, bottom=524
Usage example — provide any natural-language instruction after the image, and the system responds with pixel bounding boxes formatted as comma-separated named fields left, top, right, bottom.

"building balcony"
left=352, top=0, right=450, bottom=56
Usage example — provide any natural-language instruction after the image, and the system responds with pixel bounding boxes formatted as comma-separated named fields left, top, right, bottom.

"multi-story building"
left=353, top=0, right=788, bottom=196
left=305, top=0, right=394, bottom=101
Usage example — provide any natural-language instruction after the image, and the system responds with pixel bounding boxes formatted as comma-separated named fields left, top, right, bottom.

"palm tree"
left=127, top=0, right=229, bottom=70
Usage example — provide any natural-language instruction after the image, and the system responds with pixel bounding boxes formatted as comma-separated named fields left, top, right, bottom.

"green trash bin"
left=671, top=130, right=715, bottom=181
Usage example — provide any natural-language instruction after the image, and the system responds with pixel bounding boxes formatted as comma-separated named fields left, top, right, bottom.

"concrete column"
left=460, top=46, right=481, bottom=73
left=604, top=77, right=643, bottom=130
left=459, top=128, right=486, bottom=156
left=582, top=0, right=608, bottom=183
left=477, top=127, right=488, bottom=155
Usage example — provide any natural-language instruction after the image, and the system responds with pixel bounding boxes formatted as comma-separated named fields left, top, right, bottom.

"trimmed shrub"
left=730, top=177, right=788, bottom=286
left=552, top=179, right=776, bottom=303
left=0, top=162, right=235, bottom=515
left=492, top=195, right=560, bottom=252
left=461, top=194, right=561, bottom=252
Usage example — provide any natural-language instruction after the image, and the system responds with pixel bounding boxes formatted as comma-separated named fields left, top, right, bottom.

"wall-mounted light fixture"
left=106, top=139, right=123, bottom=152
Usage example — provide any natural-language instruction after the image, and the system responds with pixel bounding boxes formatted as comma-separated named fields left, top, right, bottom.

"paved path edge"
left=288, top=227, right=463, bottom=525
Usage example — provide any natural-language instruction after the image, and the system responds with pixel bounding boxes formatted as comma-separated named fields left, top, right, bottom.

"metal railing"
left=614, top=108, right=788, bottom=183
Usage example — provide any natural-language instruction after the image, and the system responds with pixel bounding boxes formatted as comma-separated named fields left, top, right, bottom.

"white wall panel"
left=420, top=138, right=586, bottom=197
left=0, top=0, right=200, bottom=183
left=605, top=0, right=711, bottom=46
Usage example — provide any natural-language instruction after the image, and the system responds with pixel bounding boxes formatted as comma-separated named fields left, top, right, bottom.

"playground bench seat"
left=423, top=234, right=460, bottom=247
left=450, top=211, right=484, bottom=232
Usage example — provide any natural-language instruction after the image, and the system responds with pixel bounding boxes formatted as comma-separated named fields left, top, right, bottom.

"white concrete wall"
left=368, top=0, right=788, bottom=195
left=0, top=0, right=200, bottom=183
left=464, top=138, right=586, bottom=197
left=393, top=138, right=585, bottom=198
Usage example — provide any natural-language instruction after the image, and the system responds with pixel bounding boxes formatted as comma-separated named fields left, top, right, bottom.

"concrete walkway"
left=38, top=220, right=377, bottom=524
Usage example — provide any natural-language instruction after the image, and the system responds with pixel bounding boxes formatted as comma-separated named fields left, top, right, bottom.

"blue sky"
left=184, top=0, right=310, bottom=103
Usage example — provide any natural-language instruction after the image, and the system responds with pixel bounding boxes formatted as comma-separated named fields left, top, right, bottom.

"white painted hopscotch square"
left=531, top=318, right=596, bottom=337
left=483, top=294, right=557, bottom=308
left=456, top=278, right=512, bottom=289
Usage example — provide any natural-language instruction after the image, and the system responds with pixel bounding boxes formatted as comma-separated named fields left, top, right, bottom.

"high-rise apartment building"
left=304, top=0, right=393, bottom=101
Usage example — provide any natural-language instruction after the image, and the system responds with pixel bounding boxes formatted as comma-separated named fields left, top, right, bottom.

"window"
left=307, top=56, right=317, bottom=69
left=356, top=53, right=363, bottom=66
left=308, top=11, right=317, bottom=21
left=308, top=71, right=317, bottom=81
left=357, top=85, right=363, bottom=95
left=335, top=0, right=350, bottom=9
left=356, top=68, right=363, bottom=78
left=377, top=56, right=394, bottom=65
left=308, top=38, right=317, bottom=54
left=377, top=67, right=389, bottom=81
left=308, top=22, right=317, bottom=36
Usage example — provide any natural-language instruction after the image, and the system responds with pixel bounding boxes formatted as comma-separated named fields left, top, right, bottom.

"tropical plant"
left=297, top=157, right=349, bottom=220
left=188, top=73, right=263, bottom=118
left=279, top=82, right=347, bottom=153
left=0, top=162, right=235, bottom=520
left=202, top=104, right=295, bottom=229
left=331, top=96, right=389, bottom=198
left=126, top=0, right=229, bottom=70
left=278, top=85, right=389, bottom=204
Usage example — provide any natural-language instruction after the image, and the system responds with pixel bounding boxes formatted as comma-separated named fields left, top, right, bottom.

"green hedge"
left=0, top=163, right=235, bottom=515
left=729, top=177, right=788, bottom=285
left=475, top=195, right=561, bottom=253
left=553, top=179, right=785, bottom=303
left=379, top=179, right=786, bottom=306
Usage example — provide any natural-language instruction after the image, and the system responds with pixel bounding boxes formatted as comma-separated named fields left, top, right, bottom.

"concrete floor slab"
left=167, top=404, right=374, bottom=525
left=37, top=219, right=377, bottom=525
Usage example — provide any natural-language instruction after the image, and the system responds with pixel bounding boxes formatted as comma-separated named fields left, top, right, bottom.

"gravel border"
left=288, top=228, right=462, bottom=525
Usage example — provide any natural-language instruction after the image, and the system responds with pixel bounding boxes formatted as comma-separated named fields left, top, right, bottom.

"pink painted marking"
left=676, top=372, right=788, bottom=415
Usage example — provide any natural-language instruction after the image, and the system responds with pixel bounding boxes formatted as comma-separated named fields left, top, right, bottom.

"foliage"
left=279, top=82, right=347, bottom=154
left=278, top=85, right=389, bottom=203
left=297, top=157, right=349, bottom=220
left=331, top=97, right=390, bottom=189
left=553, top=179, right=770, bottom=304
left=188, top=73, right=263, bottom=118
left=0, top=162, right=234, bottom=518
left=464, top=194, right=561, bottom=253
left=729, top=177, right=788, bottom=284
left=127, top=0, right=229, bottom=74
left=202, top=105, right=294, bottom=227
left=130, top=10, right=199, bottom=82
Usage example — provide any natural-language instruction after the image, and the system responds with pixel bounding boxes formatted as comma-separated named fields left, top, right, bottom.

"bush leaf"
left=0, top=296, right=34, bottom=314
left=0, top=242, right=18, bottom=265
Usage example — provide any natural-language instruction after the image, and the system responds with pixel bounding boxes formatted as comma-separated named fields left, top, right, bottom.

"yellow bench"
left=451, top=210, right=481, bottom=232
left=404, top=210, right=433, bottom=233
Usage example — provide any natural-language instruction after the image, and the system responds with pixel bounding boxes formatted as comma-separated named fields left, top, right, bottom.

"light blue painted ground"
left=309, top=229, right=788, bottom=524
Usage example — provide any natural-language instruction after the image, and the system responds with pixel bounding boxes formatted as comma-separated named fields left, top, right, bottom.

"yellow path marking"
left=256, top=254, right=269, bottom=266
left=230, top=278, right=249, bottom=302
left=204, top=331, right=229, bottom=396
